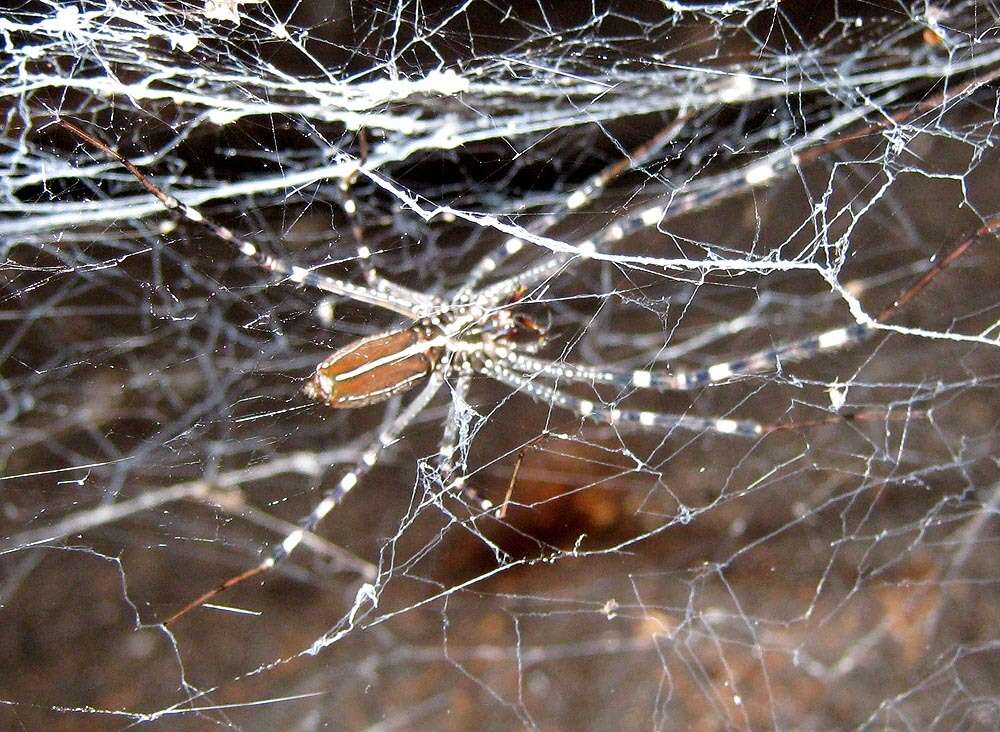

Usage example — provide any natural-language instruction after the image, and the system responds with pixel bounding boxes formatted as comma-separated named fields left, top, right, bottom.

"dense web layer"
left=2, top=1, right=999, bottom=729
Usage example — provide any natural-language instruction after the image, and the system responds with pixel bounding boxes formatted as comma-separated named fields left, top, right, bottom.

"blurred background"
left=2, top=0, right=999, bottom=729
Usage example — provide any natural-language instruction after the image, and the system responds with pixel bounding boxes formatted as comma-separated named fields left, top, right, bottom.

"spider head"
left=479, top=286, right=548, bottom=349
left=485, top=308, right=548, bottom=351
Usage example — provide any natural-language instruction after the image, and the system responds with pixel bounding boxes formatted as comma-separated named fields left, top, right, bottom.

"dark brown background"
left=2, top=1, right=999, bottom=729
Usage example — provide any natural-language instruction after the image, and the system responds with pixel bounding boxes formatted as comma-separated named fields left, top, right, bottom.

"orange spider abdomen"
left=303, top=325, right=444, bottom=408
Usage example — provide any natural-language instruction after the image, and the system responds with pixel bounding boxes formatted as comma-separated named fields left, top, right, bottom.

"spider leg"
left=482, top=360, right=765, bottom=438
left=338, top=166, right=442, bottom=315
left=490, top=205, right=1000, bottom=393
left=316, top=243, right=440, bottom=323
left=475, top=94, right=907, bottom=306
left=162, top=371, right=446, bottom=625
left=475, top=154, right=798, bottom=305
left=59, top=120, right=427, bottom=319
left=362, top=255, right=440, bottom=313
left=456, top=115, right=689, bottom=301
left=277, top=371, right=445, bottom=559
left=494, top=323, right=873, bottom=391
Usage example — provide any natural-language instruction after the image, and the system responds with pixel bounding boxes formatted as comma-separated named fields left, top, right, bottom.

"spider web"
left=2, top=0, right=999, bottom=729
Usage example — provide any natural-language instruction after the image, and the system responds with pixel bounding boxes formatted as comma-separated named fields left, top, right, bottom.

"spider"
left=56, top=116, right=979, bottom=625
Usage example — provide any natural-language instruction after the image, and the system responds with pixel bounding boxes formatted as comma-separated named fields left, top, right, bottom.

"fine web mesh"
left=2, top=1, right=999, bottom=729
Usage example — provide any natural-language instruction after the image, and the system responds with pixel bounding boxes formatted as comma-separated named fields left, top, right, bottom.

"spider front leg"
left=483, top=360, right=767, bottom=438
left=334, top=161, right=442, bottom=318
left=476, top=88, right=933, bottom=308
left=456, top=115, right=688, bottom=303
left=497, top=323, right=874, bottom=392
left=493, top=210, right=996, bottom=398
left=59, top=119, right=430, bottom=319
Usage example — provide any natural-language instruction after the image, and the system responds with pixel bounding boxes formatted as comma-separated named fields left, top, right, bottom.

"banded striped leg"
left=535, top=77, right=942, bottom=302
left=494, top=323, right=873, bottom=391
left=339, top=174, right=442, bottom=316
left=482, top=361, right=765, bottom=438
left=364, top=259, right=440, bottom=314
left=476, top=98, right=892, bottom=306
left=59, top=120, right=427, bottom=319
left=475, top=172, right=761, bottom=304
left=162, top=372, right=446, bottom=625
left=491, top=204, right=1000, bottom=396
left=457, top=115, right=690, bottom=301
left=339, top=128, right=382, bottom=291
left=545, top=84, right=938, bottom=277
left=316, top=243, right=440, bottom=324
left=476, top=162, right=786, bottom=305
